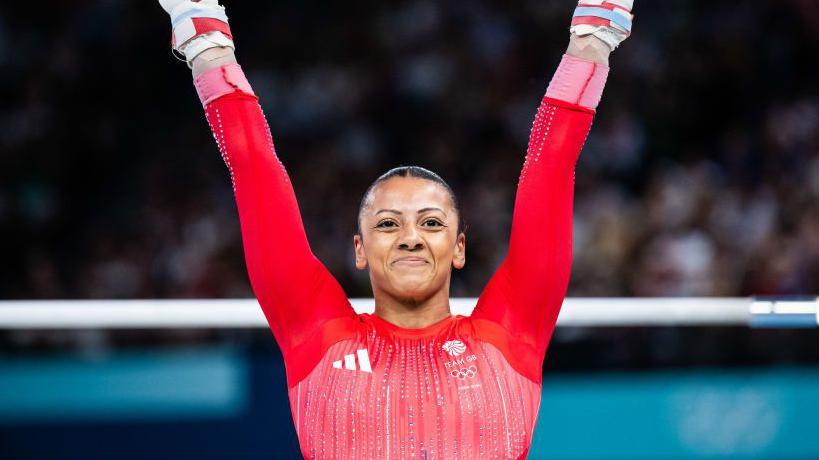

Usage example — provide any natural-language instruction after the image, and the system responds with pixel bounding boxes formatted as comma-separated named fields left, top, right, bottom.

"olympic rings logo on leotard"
left=449, top=365, right=478, bottom=380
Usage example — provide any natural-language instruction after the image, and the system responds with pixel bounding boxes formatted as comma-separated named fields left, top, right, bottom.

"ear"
left=353, top=234, right=368, bottom=270
left=452, top=232, right=466, bottom=270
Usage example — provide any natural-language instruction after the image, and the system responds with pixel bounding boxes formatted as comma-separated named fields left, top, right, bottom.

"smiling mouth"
left=392, top=258, right=428, bottom=266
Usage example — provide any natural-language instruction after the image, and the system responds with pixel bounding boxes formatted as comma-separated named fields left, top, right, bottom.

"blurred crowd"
left=2, top=0, right=819, bottom=300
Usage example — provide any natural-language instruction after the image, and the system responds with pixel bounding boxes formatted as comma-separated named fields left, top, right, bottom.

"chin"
left=389, top=282, right=436, bottom=304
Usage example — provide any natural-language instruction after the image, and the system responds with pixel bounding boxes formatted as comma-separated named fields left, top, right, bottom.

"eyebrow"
left=375, top=207, right=446, bottom=215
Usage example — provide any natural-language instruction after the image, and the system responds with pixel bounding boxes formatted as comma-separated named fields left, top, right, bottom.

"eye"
left=423, top=219, right=444, bottom=227
left=375, top=220, right=398, bottom=228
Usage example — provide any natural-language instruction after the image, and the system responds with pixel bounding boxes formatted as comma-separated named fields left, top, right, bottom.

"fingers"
left=158, top=0, right=187, bottom=14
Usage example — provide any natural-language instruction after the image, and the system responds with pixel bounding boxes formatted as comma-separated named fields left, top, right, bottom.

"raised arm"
left=158, top=1, right=356, bottom=380
left=471, top=1, right=633, bottom=381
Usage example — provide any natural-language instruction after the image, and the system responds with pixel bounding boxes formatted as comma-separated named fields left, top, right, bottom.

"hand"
left=158, top=0, right=186, bottom=14
left=570, top=0, right=634, bottom=51
left=159, top=0, right=219, bottom=14
left=157, top=0, right=235, bottom=66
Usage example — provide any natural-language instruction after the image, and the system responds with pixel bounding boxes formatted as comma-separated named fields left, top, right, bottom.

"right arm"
left=195, top=63, right=356, bottom=356
left=159, top=1, right=357, bottom=384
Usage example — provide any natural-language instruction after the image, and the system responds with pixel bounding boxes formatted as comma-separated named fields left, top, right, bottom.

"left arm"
left=472, top=0, right=633, bottom=381
left=470, top=47, right=604, bottom=378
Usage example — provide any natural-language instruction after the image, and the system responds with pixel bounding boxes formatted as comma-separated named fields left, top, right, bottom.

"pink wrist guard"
left=194, top=63, right=255, bottom=106
left=545, top=54, right=609, bottom=109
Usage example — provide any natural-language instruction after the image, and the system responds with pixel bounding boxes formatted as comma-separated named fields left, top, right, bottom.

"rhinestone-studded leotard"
left=201, top=57, right=601, bottom=459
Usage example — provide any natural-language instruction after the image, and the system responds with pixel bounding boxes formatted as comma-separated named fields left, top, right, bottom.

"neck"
left=373, top=283, right=452, bottom=329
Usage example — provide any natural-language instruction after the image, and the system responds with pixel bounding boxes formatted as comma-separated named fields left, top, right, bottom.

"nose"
left=397, top=225, right=424, bottom=251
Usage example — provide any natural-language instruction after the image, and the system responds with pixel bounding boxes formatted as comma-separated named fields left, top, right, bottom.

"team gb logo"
left=442, top=340, right=467, bottom=357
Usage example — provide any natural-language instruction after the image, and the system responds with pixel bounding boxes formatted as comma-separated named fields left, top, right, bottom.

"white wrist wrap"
left=181, top=32, right=235, bottom=65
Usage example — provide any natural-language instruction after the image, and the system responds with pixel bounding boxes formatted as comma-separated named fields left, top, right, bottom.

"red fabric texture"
left=289, top=317, right=543, bottom=459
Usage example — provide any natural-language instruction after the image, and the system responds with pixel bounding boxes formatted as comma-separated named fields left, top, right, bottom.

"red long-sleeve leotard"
left=202, top=60, right=597, bottom=459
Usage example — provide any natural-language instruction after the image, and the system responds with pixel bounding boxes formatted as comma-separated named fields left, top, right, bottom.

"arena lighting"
left=0, top=298, right=815, bottom=329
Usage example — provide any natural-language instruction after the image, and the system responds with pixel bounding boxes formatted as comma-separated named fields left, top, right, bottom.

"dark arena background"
left=2, top=1, right=819, bottom=459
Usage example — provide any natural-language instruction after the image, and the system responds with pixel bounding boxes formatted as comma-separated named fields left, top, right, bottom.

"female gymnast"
left=157, top=1, right=633, bottom=458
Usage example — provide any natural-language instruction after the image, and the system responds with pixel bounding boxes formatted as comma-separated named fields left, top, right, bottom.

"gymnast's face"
left=354, top=177, right=465, bottom=303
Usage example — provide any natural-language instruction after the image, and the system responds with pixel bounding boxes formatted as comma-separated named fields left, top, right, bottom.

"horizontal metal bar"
left=0, top=298, right=769, bottom=329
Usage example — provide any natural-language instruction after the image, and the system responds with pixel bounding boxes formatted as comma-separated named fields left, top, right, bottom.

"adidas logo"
left=332, top=348, right=372, bottom=373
